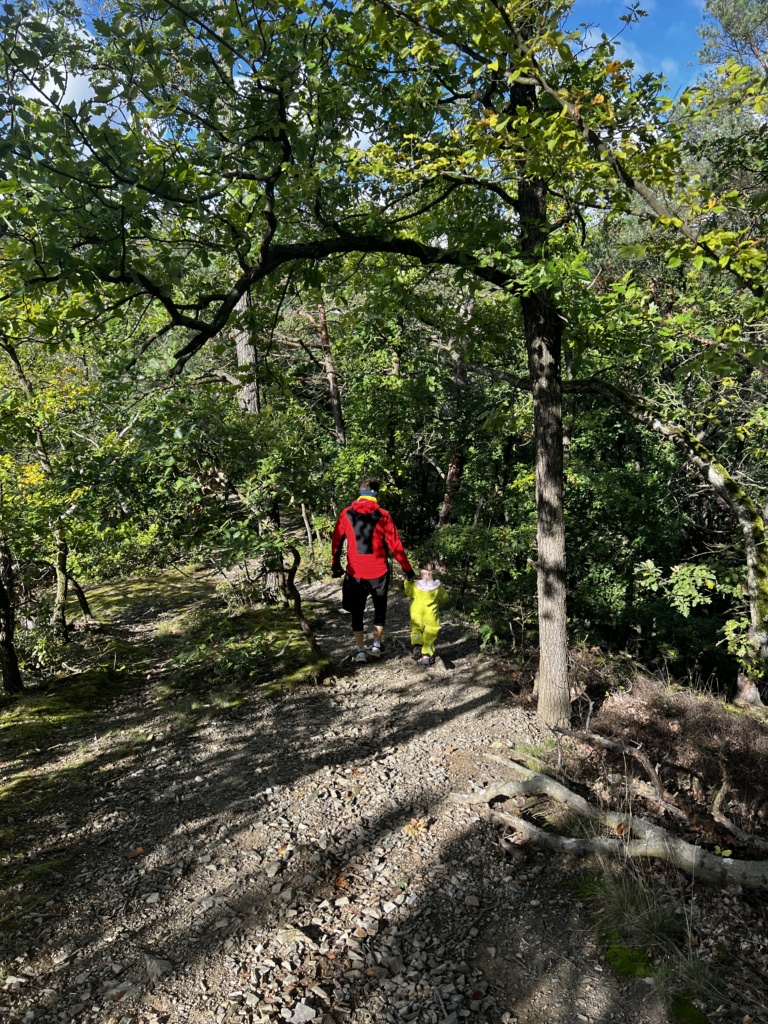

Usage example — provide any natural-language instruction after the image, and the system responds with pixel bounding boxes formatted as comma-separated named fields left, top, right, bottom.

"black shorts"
left=341, top=572, right=390, bottom=631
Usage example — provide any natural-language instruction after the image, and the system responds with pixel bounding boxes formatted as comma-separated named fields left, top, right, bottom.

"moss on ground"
left=75, top=567, right=217, bottom=622
left=669, top=996, right=710, bottom=1024
left=604, top=942, right=653, bottom=978
left=0, top=664, right=127, bottom=757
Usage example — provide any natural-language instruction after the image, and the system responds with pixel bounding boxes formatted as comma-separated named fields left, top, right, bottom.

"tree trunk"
left=0, top=537, right=23, bottom=695
left=318, top=300, right=346, bottom=445
left=51, top=529, right=69, bottom=640
left=1, top=340, right=72, bottom=646
left=258, top=501, right=285, bottom=605
left=233, top=290, right=261, bottom=415
left=437, top=453, right=465, bottom=529
left=517, top=177, right=570, bottom=729
left=285, top=545, right=331, bottom=682
left=437, top=329, right=469, bottom=529
left=67, top=574, right=93, bottom=621
left=300, top=503, right=314, bottom=555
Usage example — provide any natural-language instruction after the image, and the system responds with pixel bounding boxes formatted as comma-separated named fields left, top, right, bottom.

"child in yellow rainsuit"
left=404, top=560, right=448, bottom=666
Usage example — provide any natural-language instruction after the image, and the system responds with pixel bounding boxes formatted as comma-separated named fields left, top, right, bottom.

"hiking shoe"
left=354, top=645, right=367, bottom=663
left=411, top=645, right=422, bottom=660
left=419, top=654, right=434, bottom=666
left=369, top=640, right=384, bottom=659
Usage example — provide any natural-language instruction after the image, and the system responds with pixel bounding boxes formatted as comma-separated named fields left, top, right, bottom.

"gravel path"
left=1, top=582, right=669, bottom=1024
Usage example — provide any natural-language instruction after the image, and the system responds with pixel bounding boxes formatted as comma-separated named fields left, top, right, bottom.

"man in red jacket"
left=331, top=476, right=415, bottom=663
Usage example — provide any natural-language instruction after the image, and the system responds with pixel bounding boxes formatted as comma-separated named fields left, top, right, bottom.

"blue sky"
left=569, top=0, right=709, bottom=95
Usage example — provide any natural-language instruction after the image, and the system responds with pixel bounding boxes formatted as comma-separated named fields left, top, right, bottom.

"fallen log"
left=456, top=761, right=768, bottom=890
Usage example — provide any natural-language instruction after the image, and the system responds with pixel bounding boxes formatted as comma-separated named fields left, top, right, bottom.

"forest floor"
left=1, top=567, right=768, bottom=1024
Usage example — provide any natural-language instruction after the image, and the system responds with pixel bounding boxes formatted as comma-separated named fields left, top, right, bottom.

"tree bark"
left=233, top=290, right=261, bottom=415
left=0, top=537, right=24, bottom=694
left=300, top=503, right=314, bottom=555
left=517, top=177, right=570, bottom=729
left=318, top=300, right=346, bottom=445
left=51, top=529, right=69, bottom=640
left=1, top=339, right=75, bottom=645
left=437, top=453, right=465, bottom=529
left=67, top=574, right=93, bottom=621
left=437, top=329, right=469, bottom=529
left=285, top=545, right=331, bottom=682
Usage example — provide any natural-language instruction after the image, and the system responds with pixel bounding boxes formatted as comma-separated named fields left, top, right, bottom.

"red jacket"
left=331, top=498, right=413, bottom=580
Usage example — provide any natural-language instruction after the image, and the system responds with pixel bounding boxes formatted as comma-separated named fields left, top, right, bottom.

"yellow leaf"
left=403, top=817, right=427, bottom=837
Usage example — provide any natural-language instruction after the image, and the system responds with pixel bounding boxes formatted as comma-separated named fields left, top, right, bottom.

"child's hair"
left=359, top=475, right=380, bottom=492
left=419, top=559, right=436, bottom=576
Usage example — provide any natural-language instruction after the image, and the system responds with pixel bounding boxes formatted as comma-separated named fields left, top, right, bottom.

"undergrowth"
left=583, top=863, right=725, bottom=1023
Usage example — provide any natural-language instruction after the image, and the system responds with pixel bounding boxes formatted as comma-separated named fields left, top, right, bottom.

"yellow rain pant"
left=404, top=579, right=448, bottom=656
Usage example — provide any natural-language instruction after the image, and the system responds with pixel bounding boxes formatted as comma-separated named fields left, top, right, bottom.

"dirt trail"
left=1, top=578, right=673, bottom=1024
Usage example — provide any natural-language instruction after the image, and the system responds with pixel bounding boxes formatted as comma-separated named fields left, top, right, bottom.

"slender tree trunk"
left=51, top=530, right=69, bottom=640
left=318, top=300, right=346, bottom=445
left=0, top=537, right=23, bottom=694
left=285, top=545, right=331, bottom=682
left=67, top=574, right=93, bottom=621
left=230, top=292, right=287, bottom=600
left=517, top=177, right=570, bottom=729
left=300, top=503, right=314, bottom=555
left=1, top=339, right=73, bottom=644
left=437, top=453, right=465, bottom=529
left=437, top=330, right=469, bottom=529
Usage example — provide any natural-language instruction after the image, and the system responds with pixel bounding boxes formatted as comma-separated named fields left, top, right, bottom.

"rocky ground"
left=1, top=577, right=767, bottom=1024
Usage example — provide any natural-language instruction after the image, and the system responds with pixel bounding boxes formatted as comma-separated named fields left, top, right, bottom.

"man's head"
left=359, top=476, right=380, bottom=497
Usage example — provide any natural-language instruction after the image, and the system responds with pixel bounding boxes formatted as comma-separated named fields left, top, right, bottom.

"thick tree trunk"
left=318, top=301, right=346, bottom=445
left=233, top=291, right=261, bottom=415
left=518, top=178, right=570, bottom=729
left=0, top=538, right=23, bottom=695
left=258, top=502, right=285, bottom=605
left=51, top=530, right=69, bottom=640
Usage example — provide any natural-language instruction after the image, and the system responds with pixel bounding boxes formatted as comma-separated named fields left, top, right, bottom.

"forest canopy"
left=2, top=0, right=768, bottom=725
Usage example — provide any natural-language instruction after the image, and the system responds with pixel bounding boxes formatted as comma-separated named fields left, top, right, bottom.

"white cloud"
left=613, top=37, right=649, bottom=75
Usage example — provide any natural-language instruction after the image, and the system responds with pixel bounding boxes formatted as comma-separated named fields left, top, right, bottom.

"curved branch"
left=461, top=762, right=768, bottom=890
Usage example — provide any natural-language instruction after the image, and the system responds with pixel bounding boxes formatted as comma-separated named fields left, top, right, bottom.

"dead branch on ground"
left=455, top=760, right=768, bottom=890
